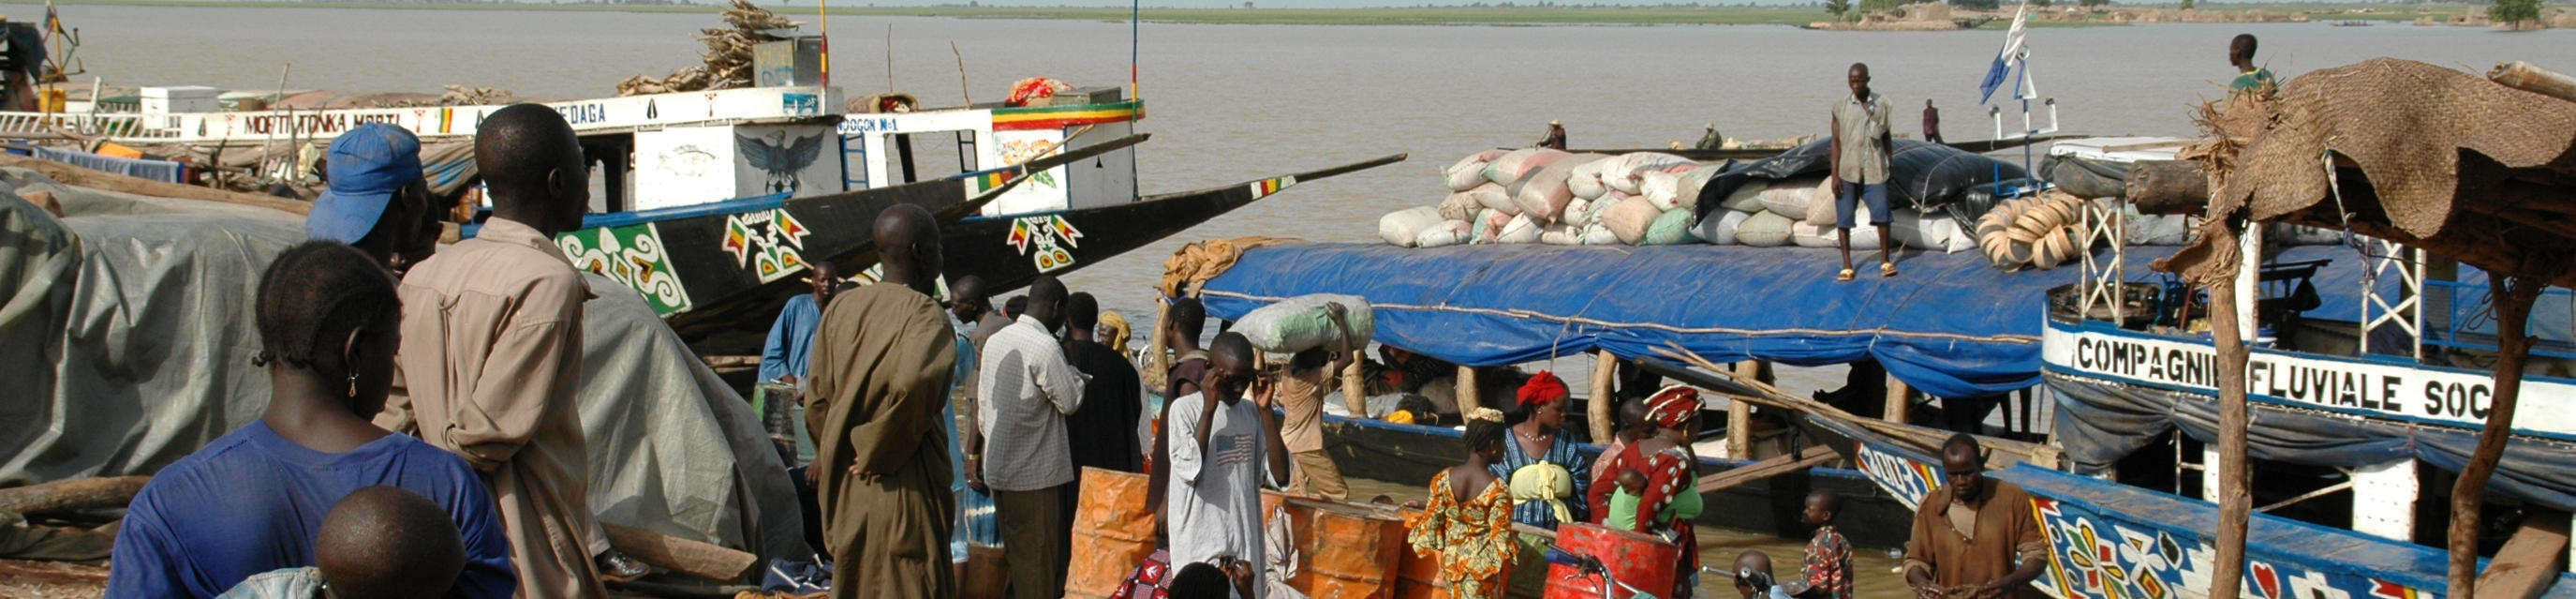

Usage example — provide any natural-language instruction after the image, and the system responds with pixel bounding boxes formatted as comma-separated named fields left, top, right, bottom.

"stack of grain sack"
left=1379, top=148, right=1973, bottom=252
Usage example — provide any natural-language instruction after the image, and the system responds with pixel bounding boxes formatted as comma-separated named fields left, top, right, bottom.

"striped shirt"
left=975, top=315, right=1088, bottom=491
left=1488, top=429, right=1591, bottom=529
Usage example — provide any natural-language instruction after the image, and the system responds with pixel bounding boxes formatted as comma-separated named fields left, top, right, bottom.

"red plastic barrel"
left=1542, top=523, right=1679, bottom=599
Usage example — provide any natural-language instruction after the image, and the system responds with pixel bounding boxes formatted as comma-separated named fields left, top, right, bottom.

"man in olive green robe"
left=804, top=204, right=957, bottom=599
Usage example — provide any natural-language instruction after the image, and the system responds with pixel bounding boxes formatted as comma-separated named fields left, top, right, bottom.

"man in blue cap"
left=306, top=122, right=443, bottom=277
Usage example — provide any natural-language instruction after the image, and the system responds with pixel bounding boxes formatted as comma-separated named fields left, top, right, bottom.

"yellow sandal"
left=1837, top=267, right=1857, bottom=282
left=1881, top=262, right=1900, bottom=277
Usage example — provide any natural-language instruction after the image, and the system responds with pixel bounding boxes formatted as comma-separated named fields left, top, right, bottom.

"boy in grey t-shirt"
left=1164, top=333, right=1291, bottom=597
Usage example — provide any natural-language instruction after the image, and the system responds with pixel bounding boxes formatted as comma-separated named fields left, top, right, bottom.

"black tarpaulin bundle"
left=1692, top=138, right=2032, bottom=229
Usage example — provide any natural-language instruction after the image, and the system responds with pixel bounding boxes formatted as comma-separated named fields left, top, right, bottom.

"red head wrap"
left=1645, top=385, right=1698, bottom=428
left=1517, top=370, right=1569, bottom=407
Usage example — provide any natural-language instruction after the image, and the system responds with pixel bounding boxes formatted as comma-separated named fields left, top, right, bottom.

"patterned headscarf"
left=1517, top=370, right=1569, bottom=407
left=1097, top=310, right=1133, bottom=354
left=1508, top=463, right=1575, bottom=524
left=1646, top=385, right=1699, bottom=429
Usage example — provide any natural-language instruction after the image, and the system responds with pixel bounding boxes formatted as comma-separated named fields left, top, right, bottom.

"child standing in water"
left=1405, top=408, right=1517, bottom=599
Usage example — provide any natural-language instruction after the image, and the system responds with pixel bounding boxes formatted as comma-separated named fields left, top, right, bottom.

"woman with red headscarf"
left=1487, top=370, right=1592, bottom=596
left=1629, top=385, right=1708, bottom=599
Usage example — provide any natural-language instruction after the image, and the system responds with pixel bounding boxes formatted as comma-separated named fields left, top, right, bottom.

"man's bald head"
left=874, top=203, right=943, bottom=295
left=1617, top=398, right=1652, bottom=437
left=1026, top=276, right=1069, bottom=330
left=1734, top=549, right=1773, bottom=577
left=316, top=486, right=466, bottom=599
left=1846, top=63, right=1872, bottom=98
left=476, top=103, right=588, bottom=235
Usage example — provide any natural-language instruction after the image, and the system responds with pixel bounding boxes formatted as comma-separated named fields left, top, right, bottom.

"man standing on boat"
left=975, top=276, right=1089, bottom=599
left=1828, top=62, right=1899, bottom=282
left=388, top=103, right=648, bottom=597
left=1272, top=302, right=1355, bottom=501
left=1922, top=100, right=1945, bottom=145
left=2228, top=34, right=2276, bottom=95
left=805, top=204, right=962, bottom=599
left=1902, top=434, right=2046, bottom=599
left=1063, top=291, right=1146, bottom=475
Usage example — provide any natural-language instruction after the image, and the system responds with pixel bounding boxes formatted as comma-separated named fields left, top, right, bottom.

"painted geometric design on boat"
left=1007, top=215, right=1083, bottom=273
left=1247, top=175, right=1297, bottom=201
left=968, top=169, right=1014, bottom=195
left=558, top=223, right=691, bottom=315
left=722, top=208, right=813, bottom=283
left=1853, top=441, right=1943, bottom=511
left=2022, top=495, right=2442, bottom=599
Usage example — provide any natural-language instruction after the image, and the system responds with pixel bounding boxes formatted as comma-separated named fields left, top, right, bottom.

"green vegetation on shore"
left=1, top=0, right=2548, bottom=27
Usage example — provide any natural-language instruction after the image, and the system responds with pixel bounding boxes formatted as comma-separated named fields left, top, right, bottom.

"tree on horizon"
left=2488, top=0, right=2539, bottom=27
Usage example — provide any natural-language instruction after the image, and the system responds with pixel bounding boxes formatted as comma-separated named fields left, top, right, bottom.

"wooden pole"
left=0, top=476, right=148, bottom=516
left=1588, top=351, right=1616, bottom=443
left=2490, top=61, right=2576, bottom=103
left=1727, top=361, right=1757, bottom=459
left=1456, top=366, right=1481, bottom=417
left=2450, top=274, right=2543, bottom=598
left=1883, top=373, right=1912, bottom=425
left=1143, top=301, right=1171, bottom=395
left=1340, top=353, right=1368, bottom=417
left=2207, top=218, right=2255, bottom=599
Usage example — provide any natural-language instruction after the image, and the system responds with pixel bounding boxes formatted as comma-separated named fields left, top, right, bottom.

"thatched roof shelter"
left=2157, top=58, right=2576, bottom=287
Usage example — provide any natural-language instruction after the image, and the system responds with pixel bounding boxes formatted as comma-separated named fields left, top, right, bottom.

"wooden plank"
left=2477, top=516, right=2571, bottom=599
left=601, top=522, right=759, bottom=583
left=1696, top=446, right=1836, bottom=494
left=1589, top=351, right=1616, bottom=443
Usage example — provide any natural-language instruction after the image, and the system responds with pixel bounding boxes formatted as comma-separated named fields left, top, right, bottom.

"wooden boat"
left=0, top=81, right=1403, bottom=342
left=1796, top=411, right=2576, bottom=599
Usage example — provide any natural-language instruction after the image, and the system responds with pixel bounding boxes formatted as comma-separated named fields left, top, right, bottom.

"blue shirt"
left=107, top=422, right=516, bottom=599
left=1488, top=430, right=1591, bottom=529
left=760, top=293, right=824, bottom=383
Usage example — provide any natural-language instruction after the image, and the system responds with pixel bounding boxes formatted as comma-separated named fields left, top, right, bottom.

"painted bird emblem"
left=737, top=131, right=826, bottom=195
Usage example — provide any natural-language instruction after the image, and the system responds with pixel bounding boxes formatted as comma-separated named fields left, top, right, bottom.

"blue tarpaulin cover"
left=1198, top=242, right=2366, bottom=398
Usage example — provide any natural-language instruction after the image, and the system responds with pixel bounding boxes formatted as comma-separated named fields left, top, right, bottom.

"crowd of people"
left=83, top=33, right=2296, bottom=598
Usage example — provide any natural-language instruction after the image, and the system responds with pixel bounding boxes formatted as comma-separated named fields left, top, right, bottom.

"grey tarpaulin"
left=0, top=168, right=811, bottom=563
left=2049, top=371, right=2576, bottom=513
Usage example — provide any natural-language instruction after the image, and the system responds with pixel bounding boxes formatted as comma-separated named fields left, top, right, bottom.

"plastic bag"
left=1602, top=196, right=1662, bottom=245
left=1640, top=208, right=1696, bottom=246
left=1692, top=209, right=1754, bottom=246
left=1497, top=213, right=1542, bottom=244
left=1415, top=219, right=1473, bottom=248
left=1734, top=210, right=1796, bottom=247
left=1446, top=149, right=1510, bottom=191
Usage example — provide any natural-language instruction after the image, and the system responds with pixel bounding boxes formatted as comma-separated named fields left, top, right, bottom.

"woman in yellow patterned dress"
left=1406, top=408, right=1517, bottom=599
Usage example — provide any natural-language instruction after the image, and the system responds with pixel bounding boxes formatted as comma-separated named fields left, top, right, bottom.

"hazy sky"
left=807, top=0, right=2319, bottom=7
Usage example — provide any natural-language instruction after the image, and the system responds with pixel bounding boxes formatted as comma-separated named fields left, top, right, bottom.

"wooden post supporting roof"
left=1340, top=358, right=1367, bottom=418
left=1884, top=374, right=1912, bottom=425
left=2451, top=276, right=2544, bottom=597
left=1728, top=361, right=1759, bottom=460
left=2207, top=217, right=2255, bottom=599
left=1589, top=351, right=1616, bottom=443
left=1456, top=366, right=1481, bottom=417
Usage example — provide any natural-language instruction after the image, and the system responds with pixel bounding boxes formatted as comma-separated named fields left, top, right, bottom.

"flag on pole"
left=1977, top=4, right=2029, bottom=105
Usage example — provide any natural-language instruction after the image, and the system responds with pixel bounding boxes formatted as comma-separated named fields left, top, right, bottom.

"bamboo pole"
left=1143, top=301, right=1171, bottom=395
left=0, top=476, right=148, bottom=515
left=1728, top=361, right=1759, bottom=459
left=1456, top=366, right=1481, bottom=417
left=2450, top=275, right=2543, bottom=598
left=1588, top=351, right=1616, bottom=443
left=2207, top=218, right=2255, bottom=599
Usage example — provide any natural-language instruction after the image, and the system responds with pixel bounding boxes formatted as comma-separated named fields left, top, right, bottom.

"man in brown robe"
left=804, top=203, right=957, bottom=599
left=1903, top=434, right=2049, bottom=599
left=390, top=103, right=643, bottom=598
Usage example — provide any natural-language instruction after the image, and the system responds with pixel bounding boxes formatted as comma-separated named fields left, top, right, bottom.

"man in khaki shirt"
left=388, top=103, right=642, bottom=597
left=1902, top=434, right=2047, bottom=599
left=1269, top=302, right=1355, bottom=501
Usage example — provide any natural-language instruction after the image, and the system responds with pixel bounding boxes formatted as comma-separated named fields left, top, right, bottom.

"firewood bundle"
left=616, top=0, right=805, bottom=97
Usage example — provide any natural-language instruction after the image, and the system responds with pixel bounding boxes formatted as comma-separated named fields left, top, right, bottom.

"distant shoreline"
left=0, top=0, right=2529, bottom=28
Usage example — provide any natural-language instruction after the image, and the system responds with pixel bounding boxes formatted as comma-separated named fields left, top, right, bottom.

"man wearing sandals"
left=1829, top=62, right=1898, bottom=282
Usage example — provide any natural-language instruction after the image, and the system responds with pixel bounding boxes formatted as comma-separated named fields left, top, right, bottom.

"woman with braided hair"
left=1405, top=408, right=1517, bottom=599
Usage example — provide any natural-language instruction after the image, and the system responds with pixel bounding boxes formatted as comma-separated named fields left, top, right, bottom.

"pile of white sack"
left=1379, top=149, right=1976, bottom=253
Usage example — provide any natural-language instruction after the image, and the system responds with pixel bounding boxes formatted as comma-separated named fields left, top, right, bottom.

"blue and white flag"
left=1978, top=5, right=2030, bottom=105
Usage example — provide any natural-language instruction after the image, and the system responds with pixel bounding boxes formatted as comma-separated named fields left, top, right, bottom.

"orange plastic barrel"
left=1542, top=523, right=1679, bottom=599
left=1393, top=508, right=1451, bottom=599
left=1067, top=468, right=1158, bottom=599
left=1295, top=499, right=1406, bottom=599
